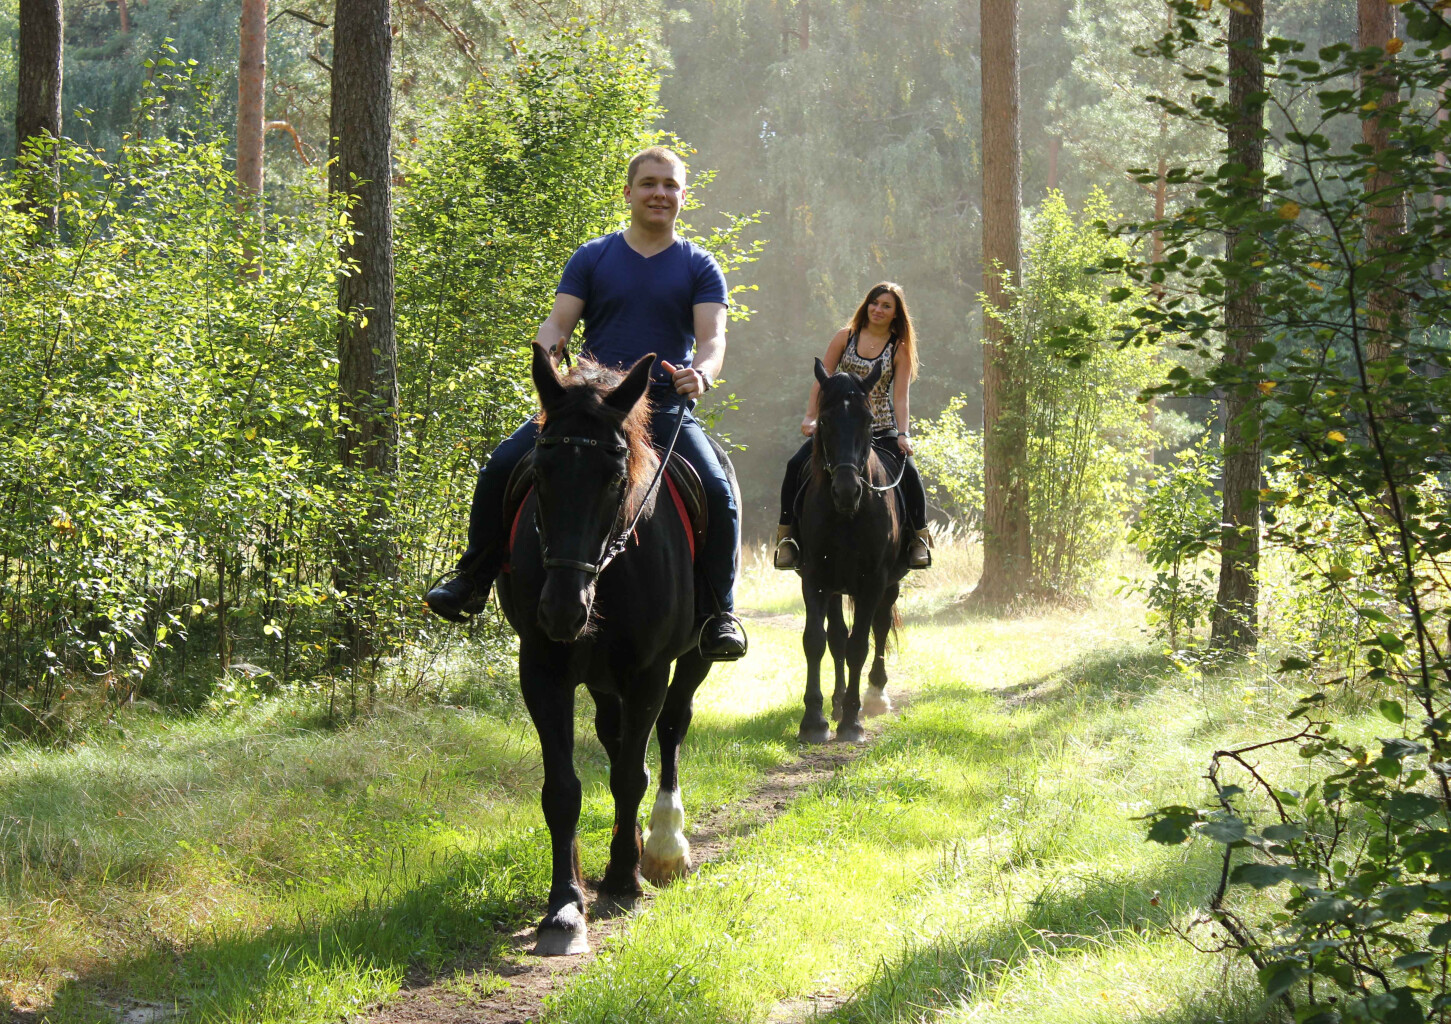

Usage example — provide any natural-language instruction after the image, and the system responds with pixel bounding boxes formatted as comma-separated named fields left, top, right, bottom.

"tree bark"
left=238, top=0, right=267, bottom=269
left=15, top=0, right=63, bottom=236
left=1209, top=0, right=1264, bottom=654
left=331, top=0, right=398, bottom=662
left=974, top=0, right=1030, bottom=605
left=1359, top=0, right=1405, bottom=363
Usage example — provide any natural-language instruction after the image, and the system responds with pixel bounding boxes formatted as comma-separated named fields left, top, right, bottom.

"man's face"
left=624, top=159, right=685, bottom=231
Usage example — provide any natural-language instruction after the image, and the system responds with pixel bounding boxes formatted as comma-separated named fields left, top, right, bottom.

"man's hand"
left=661, top=360, right=708, bottom=399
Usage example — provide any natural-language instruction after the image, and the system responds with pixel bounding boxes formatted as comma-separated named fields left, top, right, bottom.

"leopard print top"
left=836, top=330, right=898, bottom=433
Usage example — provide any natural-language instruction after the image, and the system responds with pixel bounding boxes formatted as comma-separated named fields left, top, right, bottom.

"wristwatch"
left=699, top=368, right=715, bottom=392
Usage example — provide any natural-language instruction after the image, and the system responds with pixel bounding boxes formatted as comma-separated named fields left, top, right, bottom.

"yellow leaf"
left=1362, top=100, right=1379, bottom=111
left=1327, top=430, right=1346, bottom=442
left=1387, top=37, right=1404, bottom=55
left=1257, top=381, right=1277, bottom=394
left=1278, top=201, right=1301, bottom=220
left=244, top=427, right=257, bottom=441
left=1307, top=281, right=1324, bottom=291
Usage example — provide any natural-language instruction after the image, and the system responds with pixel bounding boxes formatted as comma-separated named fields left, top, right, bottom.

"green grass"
left=0, top=544, right=1368, bottom=1022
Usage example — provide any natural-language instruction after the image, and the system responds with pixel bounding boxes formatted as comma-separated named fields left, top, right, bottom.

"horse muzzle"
left=831, top=468, right=864, bottom=517
left=537, top=570, right=596, bottom=642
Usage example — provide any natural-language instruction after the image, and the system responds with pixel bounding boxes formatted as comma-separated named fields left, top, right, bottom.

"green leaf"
left=1231, top=862, right=1318, bottom=888
left=1380, top=699, right=1407, bottom=724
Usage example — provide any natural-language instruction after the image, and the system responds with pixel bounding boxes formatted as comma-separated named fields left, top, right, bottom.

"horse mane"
left=536, top=358, right=656, bottom=515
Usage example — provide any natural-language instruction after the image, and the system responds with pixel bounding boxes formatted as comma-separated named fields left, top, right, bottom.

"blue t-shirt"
left=556, top=232, right=728, bottom=384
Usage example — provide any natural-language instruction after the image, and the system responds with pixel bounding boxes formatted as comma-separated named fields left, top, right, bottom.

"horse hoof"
left=835, top=723, right=866, bottom=744
left=799, top=723, right=832, bottom=745
left=533, top=905, right=589, bottom=956
left=641, top=849, right=691, bottom=884
left=862, top=685, right=891, bottom=718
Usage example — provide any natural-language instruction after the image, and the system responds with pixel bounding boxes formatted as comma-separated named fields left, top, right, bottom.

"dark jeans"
left=778, top=432, right=927, bottom=531
left=458, top=390, right=738, bottom=614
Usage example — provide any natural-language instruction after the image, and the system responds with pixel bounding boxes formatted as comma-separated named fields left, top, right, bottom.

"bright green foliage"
left=1128, top=3, right=1451, bottom=1020
left=1011, top=190, right=1161, bottom=593
left=912, top=396, right=983, bottom=533
left=0, top=31, right=749, bottom=731
left=1123, top=439, right=1219, bottom=646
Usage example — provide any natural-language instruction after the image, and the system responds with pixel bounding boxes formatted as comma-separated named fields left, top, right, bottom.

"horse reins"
left=532, top=395, right=689, bottom=577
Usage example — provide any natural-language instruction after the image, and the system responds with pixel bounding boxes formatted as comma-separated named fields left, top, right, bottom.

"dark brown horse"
left=793, top=358, right=908, bottom=744
left=496, top=347, right=727, bottom=954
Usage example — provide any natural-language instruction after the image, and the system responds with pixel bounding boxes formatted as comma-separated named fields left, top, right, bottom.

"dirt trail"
left=366, top=718, right=894, bottom=1024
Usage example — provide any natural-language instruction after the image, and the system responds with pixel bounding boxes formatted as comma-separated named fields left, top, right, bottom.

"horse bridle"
left=819, top=431, right=908, bottom=493
left=530, top=399, right=689, bottom=577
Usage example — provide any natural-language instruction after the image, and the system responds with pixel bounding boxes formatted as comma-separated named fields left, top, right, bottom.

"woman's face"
left=866, top=292, right=898, bottom=329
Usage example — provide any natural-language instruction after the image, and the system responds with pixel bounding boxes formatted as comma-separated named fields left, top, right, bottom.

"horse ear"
left=860, top=361, right=883, bottom=393
left=531, top=344, right=567, bottom=409
left=814, top=358, right=830, bottom=387
left=604, top=353, right=655, bottom=417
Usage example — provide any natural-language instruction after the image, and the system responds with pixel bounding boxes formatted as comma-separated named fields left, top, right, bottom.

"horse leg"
left=520, top=650, right=588, bottom=956
left=836, top=591, right=880, bottom=744
left=799, top=584, right=832, bottom=744
left=598, top=665, right=668, bottom=900
left=863, top=581, right=897, bottom=718
left=827, top=593, right=848, bottom=722
left=643, top=651, right=710, bottom=884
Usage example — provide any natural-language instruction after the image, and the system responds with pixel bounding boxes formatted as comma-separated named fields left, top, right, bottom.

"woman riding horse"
left=773, top=281, right=931, bottom=570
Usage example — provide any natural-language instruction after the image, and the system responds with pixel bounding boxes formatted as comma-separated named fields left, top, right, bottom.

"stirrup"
left=697, top=612, right=748, bottom=662
left=773, top=525, right=800, bottom=570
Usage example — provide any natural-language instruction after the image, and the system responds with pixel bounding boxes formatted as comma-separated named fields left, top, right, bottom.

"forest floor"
left=1, top=541, right=1360, bottom=1024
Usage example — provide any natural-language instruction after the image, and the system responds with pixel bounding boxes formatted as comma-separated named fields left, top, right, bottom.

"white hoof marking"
left=642, top=788, right=691, bottom=882
left=863, top=685, right=891, bottom=718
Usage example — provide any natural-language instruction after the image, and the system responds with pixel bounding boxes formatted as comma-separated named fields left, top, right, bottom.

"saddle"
left=503, top=446, right=707, bottom=566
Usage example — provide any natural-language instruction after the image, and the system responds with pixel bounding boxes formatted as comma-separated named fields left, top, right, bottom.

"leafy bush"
left=1123, top=439, right=1220, bottom=646
left=912, top=397, right=984, bottom=532
left=1130, top=3, right=1451, bottom=1019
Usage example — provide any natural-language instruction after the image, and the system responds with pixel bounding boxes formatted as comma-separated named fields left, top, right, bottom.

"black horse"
left=794, top=358, right=909, bottom=744
left=496, top=347, right=728, bottom=955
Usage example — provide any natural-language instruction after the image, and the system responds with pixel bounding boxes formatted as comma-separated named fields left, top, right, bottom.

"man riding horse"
left=425, top=146, right=747, bottom=662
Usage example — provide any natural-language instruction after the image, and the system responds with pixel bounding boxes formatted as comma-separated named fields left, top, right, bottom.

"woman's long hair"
left=846, top=282, right=918, bottom=380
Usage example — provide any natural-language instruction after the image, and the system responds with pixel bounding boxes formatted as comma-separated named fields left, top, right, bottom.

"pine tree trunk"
left=1359, top=0, right=1404, bottom=363
left=238, top=0, right=267, bottom=268
left=331, top=0, right=398, bottom=663
left=974, top=0, right=1030, bottom=605
left=15, top=0, right=62, bottom=235
left=1209, top=0, right=1263, bottom=653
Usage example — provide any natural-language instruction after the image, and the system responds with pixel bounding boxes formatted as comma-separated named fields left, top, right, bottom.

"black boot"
left=698, top=613, right=748, bottom=661
left=773, top=525, right=800, bottom=570
left=424, top=568, right=490, bottom=623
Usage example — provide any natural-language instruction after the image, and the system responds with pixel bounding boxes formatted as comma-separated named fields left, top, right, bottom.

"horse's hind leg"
left=864, top=582, right=897, bottom=718
left=827, top=594, right=848, bottom=722
left=520, top=648, right=588, bottom=956
left=599, top=666, right=668, bottom=900
left=643, top=652, right=710, bottom=884
left=798, top=585, right=832, bottom=744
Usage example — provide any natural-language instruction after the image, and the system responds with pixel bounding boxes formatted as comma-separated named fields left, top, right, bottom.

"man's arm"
left=662, top=301, right=727, bottom=398
left=534, top=293, right=586, bottom=364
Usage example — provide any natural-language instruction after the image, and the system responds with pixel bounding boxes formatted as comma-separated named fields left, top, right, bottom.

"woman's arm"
left=893, top=344, right=913, bottom=455
left=802, top=329, right=851, bottom=435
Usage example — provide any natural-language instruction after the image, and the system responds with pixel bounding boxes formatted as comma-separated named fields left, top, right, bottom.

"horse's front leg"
left=644, top=652, right=711, bottom=884
left=836, top=590, right=881, bottom=744
left=863, top=581, right=898, bottom=718
left=598, top=665, right=668, bottom=900
left=827, top=593, right=848, bottom=722
left=520, top=647, right=588, bottom=956
left=799, top=584, right=832, bottom=744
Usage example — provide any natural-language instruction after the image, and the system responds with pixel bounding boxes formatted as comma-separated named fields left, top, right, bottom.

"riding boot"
left=772, top=525, right=799, bottom=570
left=907, top=528, right=932, bottom=570
left=424, top=559, right=492, bottom=623
left=698, top=612, right=748, bottom=661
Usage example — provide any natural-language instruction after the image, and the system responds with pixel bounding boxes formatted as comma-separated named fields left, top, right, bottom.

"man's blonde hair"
left=627, top=146, right=687, bottom=186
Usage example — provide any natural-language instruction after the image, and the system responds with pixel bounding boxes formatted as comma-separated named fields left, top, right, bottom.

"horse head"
left=529, top=345, right=655, bottom=642
left=813, top=357, right=881, bottom=518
